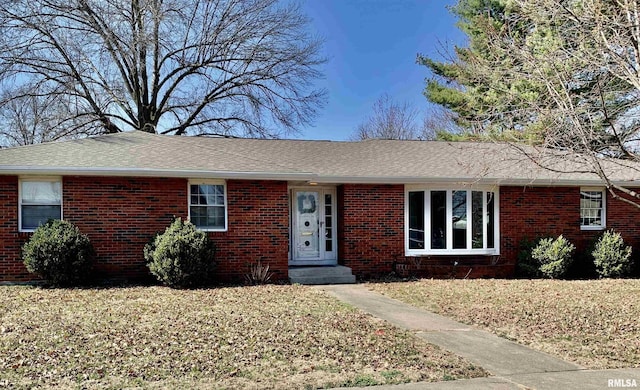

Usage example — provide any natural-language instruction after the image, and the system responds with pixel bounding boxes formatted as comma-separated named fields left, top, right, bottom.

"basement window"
left=19, top=178, right=63, bottom=232
left=406, top=186, right=499, bottom=255
left=188, top=180, right=227, bottom=231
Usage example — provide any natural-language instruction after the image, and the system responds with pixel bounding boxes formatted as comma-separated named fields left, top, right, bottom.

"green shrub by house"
left=144, top=218, right=216, bottom=288
left=516, top=237, right=543, bottom=278
left=592, top=230, right=633, bottom=278
left=531, top=235, right=575, bottom=279
left=22, top=220, right=93, bottom=286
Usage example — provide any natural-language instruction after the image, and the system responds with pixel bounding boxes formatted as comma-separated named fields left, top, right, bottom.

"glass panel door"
left=291, top=188, right=337, bottom=265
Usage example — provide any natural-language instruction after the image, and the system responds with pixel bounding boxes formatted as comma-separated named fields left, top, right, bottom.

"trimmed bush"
left=144, top=218, right=216, bottom=288
left=531, top=235, right=575, bottom=279
left=516, top=237, right=543, bottom=278
left=592, top=230, right=633, bottom=278
left=22, top=220, right=93, bottom=286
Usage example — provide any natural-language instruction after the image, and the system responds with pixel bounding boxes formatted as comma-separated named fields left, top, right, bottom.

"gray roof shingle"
left=0, top=130, right=638, bottom=185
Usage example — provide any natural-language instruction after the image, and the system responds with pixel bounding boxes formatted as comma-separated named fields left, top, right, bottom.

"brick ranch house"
left=0, top=131, right=638, bottom=284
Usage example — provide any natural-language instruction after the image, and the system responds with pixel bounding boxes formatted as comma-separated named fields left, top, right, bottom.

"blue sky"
left=298, top=0, right=466, bottom=140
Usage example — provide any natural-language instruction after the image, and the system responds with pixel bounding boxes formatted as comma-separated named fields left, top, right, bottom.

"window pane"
left=472, top=191, right=483, bottom=249
left=190, top=205, right=225, bottom=229
left=487, top=192, right=495, bottom=249
left=206, top=206, right=225, bottom=228
left=408, top=191, right=424, bottom=249
left=452, top=191, right=467, bottom=249
left=21, top=181, right=61, bottom=204
left=431, top=191, right=446, bottom=249
left=580, top=191, right=603, bottom=226
left=21, top=205, right=61, bottom=230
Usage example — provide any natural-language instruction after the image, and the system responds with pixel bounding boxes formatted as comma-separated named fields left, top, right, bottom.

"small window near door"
left=189, top=181, right=227, bottom=231
left=580, top=189, right=605, bottom=230
left=19, top=179, right=62, bottom=232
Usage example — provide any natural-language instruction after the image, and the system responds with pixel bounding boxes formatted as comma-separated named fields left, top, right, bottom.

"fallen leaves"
left=369, top=279, right=640, bottom=369
left=0, top=284, right=485, bottom=388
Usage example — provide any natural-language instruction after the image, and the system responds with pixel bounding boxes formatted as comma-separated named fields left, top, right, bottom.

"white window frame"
left=405, top=185, right=500, bottom=256
left=580, top=187, right=606, bottom=231
left=18, top=177, right=63, bottom=232
left=188, top=179, right=228, bottom=232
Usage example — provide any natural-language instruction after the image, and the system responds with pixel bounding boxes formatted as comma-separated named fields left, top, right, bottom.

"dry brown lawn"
left=369, top=279, right=640, bottom=369
left=0, top=284, right=486, bottom=389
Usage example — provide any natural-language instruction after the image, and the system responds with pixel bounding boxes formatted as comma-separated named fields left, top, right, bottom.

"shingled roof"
left=0, top=131, right=638, bottom=186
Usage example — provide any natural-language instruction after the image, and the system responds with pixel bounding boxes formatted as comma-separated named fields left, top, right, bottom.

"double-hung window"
left=580, top=188, right=605, bottom=230
left=19, top=178, right=62, bottom=232
left=406, top=186, right=499, bottom=255
left=188, top=180, right=227, bottom=231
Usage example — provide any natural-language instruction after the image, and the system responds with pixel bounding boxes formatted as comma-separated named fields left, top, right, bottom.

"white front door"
left=291, top=188, right=337, bottom=265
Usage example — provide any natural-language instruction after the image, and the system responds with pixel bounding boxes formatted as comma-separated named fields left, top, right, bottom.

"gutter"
left=1, top=166, right=639, bottom=187
left=0, top=166, right=317, bottom=182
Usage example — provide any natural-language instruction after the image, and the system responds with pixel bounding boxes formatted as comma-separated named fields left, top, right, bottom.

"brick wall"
left=501, top=186, right=640, bottom=276
left=338, top=184, right=512, bottom=279
left=338, top=184, right=405, bottom=277
left=0, top=176, right=290, bottom=283
left=0, top=176, right=31, bottom=282
left=4, top=177, right=639, bottom=283
left=338, top=184, right=640, bottom=280
left=63, top=176, right=187, bottom=281
left=208, top=180, right=289, bottom=282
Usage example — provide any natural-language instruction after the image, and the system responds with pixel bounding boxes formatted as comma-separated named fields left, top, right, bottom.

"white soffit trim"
left=312, top=175, right=640, bottom=187
left=0, top=166, right=316, bottom=181
left=2, top=166, right=639, bottom=187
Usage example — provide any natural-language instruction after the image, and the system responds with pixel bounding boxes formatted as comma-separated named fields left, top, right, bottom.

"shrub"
left=22, top=220, right=93, bottom=286
left=531, top=235, right=575, bottom=279
left=516, top=237, right=542, bottom=278
left=245, top=259, right=274, bottom=285
left=592, top=230, right=633, bottom=278
left=144, top=218, right=216, bottom=288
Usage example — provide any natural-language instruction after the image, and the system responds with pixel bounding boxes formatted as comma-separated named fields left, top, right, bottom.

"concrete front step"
left=289, top=265, right=356, bottom=285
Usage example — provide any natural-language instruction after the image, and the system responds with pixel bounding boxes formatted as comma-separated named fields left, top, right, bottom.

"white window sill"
left=406, top=249, right=500, bottom=256
left=197, top=227, right=228, bottom=232
left=580, top=225, right=605, bottom=231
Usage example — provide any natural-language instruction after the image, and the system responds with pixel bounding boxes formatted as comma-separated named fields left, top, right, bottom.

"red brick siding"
left=4, top=177, right=639, bottom=283
left=338, top=184, right=405, bottom=277
left=63, top=176, right=187, bottom=281
left=338, top=184, right=640, bottom=280
left=604, top=190, right=640, bottom=250
left=338, top=184, right=514, bottom=279
left=208, top=180, right=289, bottom=282
left=501, top=186, right=640, bottom=276
left=0, top=176, right=289, bottom=283
left=0, top=176, right=32, bottom=282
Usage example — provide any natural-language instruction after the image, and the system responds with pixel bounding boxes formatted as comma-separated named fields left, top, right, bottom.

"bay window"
left=406, top=187, right=499, bottom=255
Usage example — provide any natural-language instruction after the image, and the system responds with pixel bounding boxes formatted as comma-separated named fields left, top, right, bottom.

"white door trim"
left=290, top=186, right=337, bottom=266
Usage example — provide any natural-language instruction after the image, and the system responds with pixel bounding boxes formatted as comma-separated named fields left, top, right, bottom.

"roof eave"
left=0, top=166, right=315, bottom=181
left=313, top=175, right=640, bottom=187
left=2, top=167, right=638, bottom=187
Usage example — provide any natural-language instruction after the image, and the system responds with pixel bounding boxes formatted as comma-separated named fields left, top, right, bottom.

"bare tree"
left=458, top=0, right=640, bottom=207
left=0, top=0, right=326, bottom=145
left=422, top=105, right=464, bottom=139
left=351, top=94, right=433, bottom=141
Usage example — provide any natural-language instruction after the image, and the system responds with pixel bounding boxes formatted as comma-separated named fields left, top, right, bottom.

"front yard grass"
left=369, top=279, right=640, bottom=369
left=0, top=284, right=486, bottom=389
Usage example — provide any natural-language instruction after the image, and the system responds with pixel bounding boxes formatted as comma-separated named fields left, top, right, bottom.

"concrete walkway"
left=318, top=284, right=640, bottom=390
